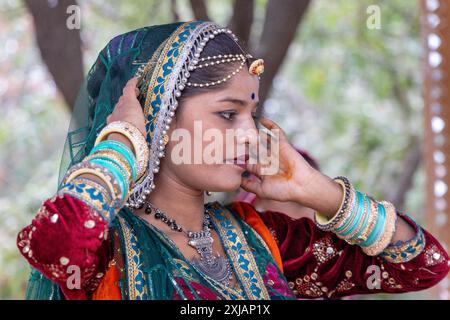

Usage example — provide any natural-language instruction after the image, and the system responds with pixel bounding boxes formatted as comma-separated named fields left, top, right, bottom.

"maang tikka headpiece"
left=126, top=22, right=264, bottom=210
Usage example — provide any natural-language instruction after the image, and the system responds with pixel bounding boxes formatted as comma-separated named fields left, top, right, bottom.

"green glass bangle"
left=339, top=191, right=365, bottom=237
left=335, top=190, right=361, bottom=234
left=89, top=158, right=128, bottom=203
left=339, top=191, right=363, bottom=236
left=348, top=194, right=371, bottom=242
left=88, top=154, right=132, bottom=185
left=91, top=140, right=136, bottom=169
left=360, top=201, right=387, bottom=248
left=91, top=140, right=137, bottom=180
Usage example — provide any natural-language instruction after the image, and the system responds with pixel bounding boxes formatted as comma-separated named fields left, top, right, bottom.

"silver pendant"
left=188, top=229, right=232, bottom=286
left=143, top=202, right=233, bottom=286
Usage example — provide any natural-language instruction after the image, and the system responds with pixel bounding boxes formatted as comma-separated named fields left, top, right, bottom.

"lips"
left=223, top=153, right=249, bottom=168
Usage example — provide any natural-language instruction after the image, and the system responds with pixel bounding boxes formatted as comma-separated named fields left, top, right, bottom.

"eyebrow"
left=217, top=97, right=259, bottom=108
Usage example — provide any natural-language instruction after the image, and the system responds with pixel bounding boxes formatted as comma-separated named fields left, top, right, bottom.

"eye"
left=218, top=110, right=237, bottom=121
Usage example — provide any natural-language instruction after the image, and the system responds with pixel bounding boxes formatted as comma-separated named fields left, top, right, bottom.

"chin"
left=210, top=164, right=244, bottom=192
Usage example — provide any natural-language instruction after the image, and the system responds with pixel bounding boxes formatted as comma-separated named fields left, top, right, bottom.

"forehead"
left=214, top=69, right=260, bottom=101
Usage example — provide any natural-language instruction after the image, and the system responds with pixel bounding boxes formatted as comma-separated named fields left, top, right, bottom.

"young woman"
left=18, top=21, right=449, bottom=300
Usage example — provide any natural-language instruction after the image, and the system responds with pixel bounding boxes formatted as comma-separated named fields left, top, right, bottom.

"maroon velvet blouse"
left=17, top=191, right=450, bottom=299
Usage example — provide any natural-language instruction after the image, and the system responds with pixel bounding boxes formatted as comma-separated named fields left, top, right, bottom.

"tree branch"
left=24, top=0, right=84, bottom=112
left=384, top=63, right=420, bottom=209
left=256, top=0, right=312, bottom=114
left=385, top=137, right=422, bottom=210
left=189, top=0, right=210, bottom=21
left=171, top=0, right=180, bottom=22
left=227, top=0, right=254, bottom=49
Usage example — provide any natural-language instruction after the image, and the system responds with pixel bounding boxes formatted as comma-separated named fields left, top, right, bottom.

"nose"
left=236, top=130, right=257, bottom=145
left=241, top=113, right=258, bottom=131
left=234, top=115, right=259, bottom=157
left=237, top=115, right=258, bottom=144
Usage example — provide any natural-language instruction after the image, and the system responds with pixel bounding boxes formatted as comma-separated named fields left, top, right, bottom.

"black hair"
left=178, top=33, right=253, bottom=102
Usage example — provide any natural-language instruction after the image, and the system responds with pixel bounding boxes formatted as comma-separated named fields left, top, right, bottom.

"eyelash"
left=218, top=111, right=236, bottom=121
left=218, top=111, right=259, bottom=121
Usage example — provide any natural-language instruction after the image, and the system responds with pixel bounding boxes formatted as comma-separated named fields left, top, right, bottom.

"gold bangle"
left=94, top=149, right=134, bottom=180
left=315, top=179, right=348, bottom=226
left=73, top=176, right=113, bottom=203
left=62, top=162, right=124, bottom=205
left=362, top=201, right=398, bottom=256
left=94, top=121, right=149, bottom=179
left=85, top=155, right=131, bottom=191
left=87, top=150, right=134, bottom=187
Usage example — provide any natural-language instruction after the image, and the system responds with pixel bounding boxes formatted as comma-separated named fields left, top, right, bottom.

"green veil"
left=25, top=21, right=233, bottom=299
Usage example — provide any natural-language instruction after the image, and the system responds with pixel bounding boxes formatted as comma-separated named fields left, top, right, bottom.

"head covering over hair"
left=57, top=21, right=245, bottom=209
left=27, top=21, right=250, bottom=300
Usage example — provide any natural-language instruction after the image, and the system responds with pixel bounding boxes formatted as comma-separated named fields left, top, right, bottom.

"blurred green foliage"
left=0, top=0, right=430, bottom=299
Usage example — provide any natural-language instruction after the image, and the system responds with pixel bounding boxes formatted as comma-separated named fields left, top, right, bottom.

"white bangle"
left=94, top=121, right=149, bottom=179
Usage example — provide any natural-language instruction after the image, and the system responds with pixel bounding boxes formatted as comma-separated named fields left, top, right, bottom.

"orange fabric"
left=230, top=201, right=284, bottom=273
left=92, top=264, right=122, bottom=300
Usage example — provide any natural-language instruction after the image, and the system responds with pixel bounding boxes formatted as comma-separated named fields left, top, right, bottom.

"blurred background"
left=0, top=0, right=449, bottom=299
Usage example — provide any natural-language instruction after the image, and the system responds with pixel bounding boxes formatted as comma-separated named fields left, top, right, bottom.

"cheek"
left=201, top=164, right=244, bottom=191
left=166, top=112, right=243, bottom=191
left=169, top=162, right=243, bottom=192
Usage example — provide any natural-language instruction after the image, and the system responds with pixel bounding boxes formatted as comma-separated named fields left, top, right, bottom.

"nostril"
left=236, top=135, right=248, bottom=145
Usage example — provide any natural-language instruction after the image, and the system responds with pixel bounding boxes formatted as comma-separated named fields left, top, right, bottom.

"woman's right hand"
left=106, top=77, right=147, bottom=136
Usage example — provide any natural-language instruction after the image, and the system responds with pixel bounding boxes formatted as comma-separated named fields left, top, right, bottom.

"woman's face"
left=162, top=68, right=260, bottom=192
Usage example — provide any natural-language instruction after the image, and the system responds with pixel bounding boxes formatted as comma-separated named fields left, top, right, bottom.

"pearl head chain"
left=186, top=54, right=247, bottom=88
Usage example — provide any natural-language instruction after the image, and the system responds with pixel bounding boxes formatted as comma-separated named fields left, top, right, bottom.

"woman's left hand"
left=240, top=117, right=343, bottom=217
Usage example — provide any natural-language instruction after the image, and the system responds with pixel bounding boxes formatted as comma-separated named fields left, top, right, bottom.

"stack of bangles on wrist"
left=314, top=176, right=398, bottom=256
left=60, top=121, right=149, bottom=209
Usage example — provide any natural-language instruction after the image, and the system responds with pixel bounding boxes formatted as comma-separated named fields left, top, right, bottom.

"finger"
left=134, top=87, right=140, bottom=97
left=123, top=77, right=139, bottom=96
left=245, top=162, right=262, bottom=179
left=259, top=129, right=281, bottom=161
left=128, top=76, right=139, bottom=86
left=240, top=176, right=263, bottom=197
left=259, top=116, right=278, bottom=130
left=259, top=117, right=288, bottom=143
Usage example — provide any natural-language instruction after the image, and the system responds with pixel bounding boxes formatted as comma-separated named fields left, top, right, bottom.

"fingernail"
left=260, top=127, right=275, bottom=138
left=241, top=171, right=250, bottom=178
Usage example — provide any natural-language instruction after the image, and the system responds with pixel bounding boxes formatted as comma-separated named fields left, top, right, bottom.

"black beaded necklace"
left=143, top=201, right=233, bottom=286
